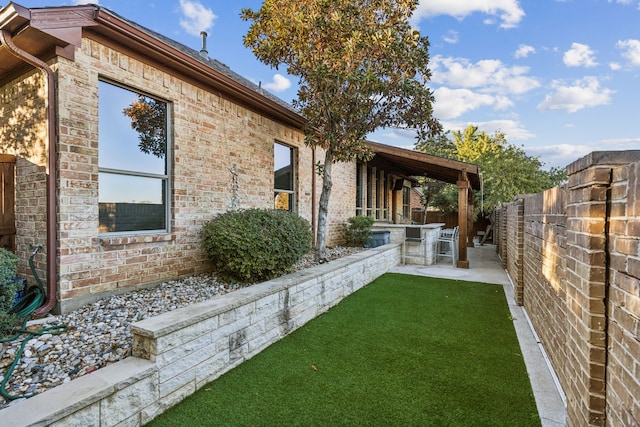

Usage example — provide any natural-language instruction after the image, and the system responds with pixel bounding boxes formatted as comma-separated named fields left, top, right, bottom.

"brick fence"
left=495, top=151, right=640, bottom=426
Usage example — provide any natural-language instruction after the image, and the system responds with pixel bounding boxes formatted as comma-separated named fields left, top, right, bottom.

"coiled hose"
left=0, top=245, right=67, bottom=401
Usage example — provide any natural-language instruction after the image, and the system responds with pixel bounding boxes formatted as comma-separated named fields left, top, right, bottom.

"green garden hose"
left=0, top=245, right=68, bottom=401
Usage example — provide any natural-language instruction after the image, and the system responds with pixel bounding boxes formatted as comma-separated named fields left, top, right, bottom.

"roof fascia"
left=92, top=8, right=307, bottom=129
left=365, top=140, right=482, bottom=190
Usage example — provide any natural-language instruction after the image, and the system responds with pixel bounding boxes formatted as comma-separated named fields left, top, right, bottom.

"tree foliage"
left=122, top=96, right=166, bottom=158
left=415, top=125, right=567, bottom=215
left=242, top=0, right=441, bottom=259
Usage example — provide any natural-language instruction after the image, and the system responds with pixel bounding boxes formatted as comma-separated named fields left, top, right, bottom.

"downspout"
left=0, top=30, right=58, bottom=316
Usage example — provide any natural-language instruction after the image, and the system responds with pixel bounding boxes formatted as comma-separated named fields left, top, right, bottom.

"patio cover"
left=366, top=140, right=482, bottom=268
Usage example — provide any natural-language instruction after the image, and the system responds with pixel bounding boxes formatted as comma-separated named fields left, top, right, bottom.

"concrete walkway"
left=389, top=243, right=567, bottom=427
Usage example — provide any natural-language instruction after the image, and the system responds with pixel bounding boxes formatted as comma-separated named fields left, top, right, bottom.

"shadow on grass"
left=147, top=273, right=540, bottom=427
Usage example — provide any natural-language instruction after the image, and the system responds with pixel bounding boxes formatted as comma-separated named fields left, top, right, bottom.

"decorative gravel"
left=0, top=247, right=363, bottom=409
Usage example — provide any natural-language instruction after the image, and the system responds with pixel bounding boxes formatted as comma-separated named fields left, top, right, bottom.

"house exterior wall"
left=55, top=36, right=314, bottom=311
left=496, top=151, right=640, bottom=427
left=0, top=69, right=49, bottom=282
left=1, top=33, right=356, bottom=313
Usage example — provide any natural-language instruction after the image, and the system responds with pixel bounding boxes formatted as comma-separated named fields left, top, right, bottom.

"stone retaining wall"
left=1, top=244, right=400, bottom=426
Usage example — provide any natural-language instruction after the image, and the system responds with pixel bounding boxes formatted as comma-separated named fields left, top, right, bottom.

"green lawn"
left=147, top=273, right=540, bottom=427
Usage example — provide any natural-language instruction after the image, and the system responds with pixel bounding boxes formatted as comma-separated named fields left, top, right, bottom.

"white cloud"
left=442, top=119, right=535, bottom=140
left=71, top=0, right=97, bottom=4
left=431, top=56, right=540, bottom=95
left=179, top=0, right=217, bottom=37
left=529, top=137, right=640, bottom=168
left=263, top=74, right=292, bottom=92
left=563, top=43, right=598, bottom=67
left=537, top=77, right=614, bottom=113
left=443, top=30, right=459, bottom=44
left=433, top=88, right=498, bottom=119
left=527, top=144, right=593, bottom=168
left=412, top=0, right=525, bottom=29
left=609, top=62, right=622, bottom=70
left=515, top=44, right=536, bottom=58
left=617, top=39, right=640, bottom=66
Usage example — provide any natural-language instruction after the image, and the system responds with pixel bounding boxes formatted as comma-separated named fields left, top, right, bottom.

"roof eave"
left=92, top=8, right=307, bottom=129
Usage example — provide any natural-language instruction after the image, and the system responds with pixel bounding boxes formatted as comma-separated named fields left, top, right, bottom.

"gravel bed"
left=0, top=247, right=363, bottom=410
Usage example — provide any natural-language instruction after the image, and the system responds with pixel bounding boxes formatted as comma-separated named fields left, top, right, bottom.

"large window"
left=98, top=81, right=169, bottom=234
left=274, top=142, right=294, bottom=211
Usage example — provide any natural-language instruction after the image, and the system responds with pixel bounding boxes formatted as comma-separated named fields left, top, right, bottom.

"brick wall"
left=606, top=160, right=640, bottom=427
left=2, top=35, right=357, bottom=313
left=522, top=186, right=569, bottom=400
left=497, top=151, right=640, bottom=426
left=506, top=198, right=524, bottom=304
left=0, top=70, right=49, bottom=282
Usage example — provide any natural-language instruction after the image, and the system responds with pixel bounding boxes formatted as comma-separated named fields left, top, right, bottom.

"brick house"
left=0, top=3, right=481, bottom=314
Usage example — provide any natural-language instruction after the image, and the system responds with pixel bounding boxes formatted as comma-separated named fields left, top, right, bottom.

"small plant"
left=0, top=248, right=19, bottom=337
left=344, top=215, right=375, bottom=247
left=201, top=208, right=313, bottom=284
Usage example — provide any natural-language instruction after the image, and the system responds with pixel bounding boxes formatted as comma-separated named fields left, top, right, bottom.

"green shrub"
left=0, top=248, right=19, bottom=337
left=201, top=208, right=313, bottom=284
left=344, top=215, right=375, bottom=247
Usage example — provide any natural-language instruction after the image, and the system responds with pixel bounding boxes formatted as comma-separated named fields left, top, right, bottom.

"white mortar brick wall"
left=1, top=245, right=400, bottom=426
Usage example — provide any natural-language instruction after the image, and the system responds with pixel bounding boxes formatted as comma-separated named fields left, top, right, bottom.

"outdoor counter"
left=371, top=223, right=444, bottom=265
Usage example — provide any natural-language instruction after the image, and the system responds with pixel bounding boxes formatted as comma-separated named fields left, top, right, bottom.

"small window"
left=274, top=142, right=294, bottom=211
left=355, top=163, right=363, bottom=216
left=402, top=186, right=411, bottom=220
left=98, top=81, right=170, bottom=234
left=366, top=166, right=373, bottom=217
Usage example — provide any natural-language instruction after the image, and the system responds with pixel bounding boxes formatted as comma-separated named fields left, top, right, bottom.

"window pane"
left=99, top=81, right=166, bottom=174
left=274, top=142, right=293, bottom=191
left=99, top=173, right=166, bottom=232
left=274, top=191, right=292, bottom=211
left=402, top=187, right=410, bottom=219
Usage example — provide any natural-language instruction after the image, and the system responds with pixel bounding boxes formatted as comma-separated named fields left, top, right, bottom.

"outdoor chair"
left=436, top=226, right=459, bottom=266
left=403, top=226, right=426, bottom=265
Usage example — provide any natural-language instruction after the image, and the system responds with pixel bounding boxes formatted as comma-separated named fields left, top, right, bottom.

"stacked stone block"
left=0, top=244, right=400, bottom=426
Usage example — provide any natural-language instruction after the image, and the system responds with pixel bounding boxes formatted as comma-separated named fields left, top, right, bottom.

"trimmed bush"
left=201, top=209, right=313, bottom=284
left=344, top=215, right=375, bottom=247
left=0, top=248, right=18, bottom=337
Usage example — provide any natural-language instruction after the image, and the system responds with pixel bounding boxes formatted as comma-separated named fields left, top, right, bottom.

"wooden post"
left=456, top=173, right=470, bottom=268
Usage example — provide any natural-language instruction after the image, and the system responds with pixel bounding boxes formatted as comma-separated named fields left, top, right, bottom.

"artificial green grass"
left=147, top=273, right=540, bottom=426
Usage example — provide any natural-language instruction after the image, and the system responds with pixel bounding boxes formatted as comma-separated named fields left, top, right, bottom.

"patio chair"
left=436, top=226, right=459, bottom=266
left=403, top=226, right=426, bottom=265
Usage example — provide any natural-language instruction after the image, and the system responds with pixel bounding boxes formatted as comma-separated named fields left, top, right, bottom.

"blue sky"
left=10, top=0, right=640, bottom=169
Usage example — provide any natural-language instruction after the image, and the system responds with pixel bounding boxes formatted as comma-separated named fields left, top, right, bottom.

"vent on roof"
left=199, top=31, right=208, bottom=59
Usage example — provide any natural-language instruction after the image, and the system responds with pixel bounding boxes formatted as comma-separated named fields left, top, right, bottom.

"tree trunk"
left=315, top=150, right=334, bottom=262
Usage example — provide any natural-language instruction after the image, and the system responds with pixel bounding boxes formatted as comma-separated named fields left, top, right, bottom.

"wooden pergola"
left=366, top=141, right=482, bottom=268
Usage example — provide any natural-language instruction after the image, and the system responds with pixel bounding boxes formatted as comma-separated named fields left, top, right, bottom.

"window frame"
left=273, top=141, right=296, bottom=212
left=402, top=186, right=411, bottom=220
left=97, top=79, right=172, bottom=236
